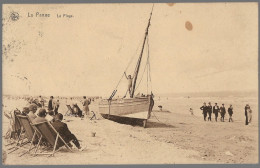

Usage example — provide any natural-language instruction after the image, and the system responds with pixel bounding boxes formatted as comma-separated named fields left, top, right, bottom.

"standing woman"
left=48, top=96, right=54, bottom=111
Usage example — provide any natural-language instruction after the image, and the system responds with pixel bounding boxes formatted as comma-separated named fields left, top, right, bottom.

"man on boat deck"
left=124, top=72, right=134, bottom=98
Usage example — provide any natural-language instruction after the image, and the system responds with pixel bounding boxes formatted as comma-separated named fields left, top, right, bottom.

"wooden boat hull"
left=99, top=96, right=152, bottom=127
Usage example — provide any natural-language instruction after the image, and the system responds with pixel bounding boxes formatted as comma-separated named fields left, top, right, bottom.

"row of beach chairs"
left=65, top=104, right=96, bottom=120
left=6, top=113, right=72, bottom=157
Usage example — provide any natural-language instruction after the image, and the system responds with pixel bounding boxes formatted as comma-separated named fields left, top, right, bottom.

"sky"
left=2, top=3, right=258, bottom=97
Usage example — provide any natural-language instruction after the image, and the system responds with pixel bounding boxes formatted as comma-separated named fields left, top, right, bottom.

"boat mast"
left=130, top=6, right=154, bottom=98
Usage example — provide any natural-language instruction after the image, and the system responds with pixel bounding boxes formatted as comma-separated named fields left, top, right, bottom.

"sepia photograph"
left=1, top=2, right=259, bottom=165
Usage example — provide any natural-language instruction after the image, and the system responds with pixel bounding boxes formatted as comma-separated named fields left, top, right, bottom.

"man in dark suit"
left=220, top=104, right=226, bottom=122
left=200, top=102, right=208, bottom=121
left=51, top=113, right=83, bottom=150
left=48, top=96, right=54, bottom=111
left=207, top=102, right=212, bottom=121
left=213, top=103, right=219, bottom=122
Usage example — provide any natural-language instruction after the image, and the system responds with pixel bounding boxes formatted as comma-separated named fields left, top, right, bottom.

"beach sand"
left=2, top=95, right=258, bottom=164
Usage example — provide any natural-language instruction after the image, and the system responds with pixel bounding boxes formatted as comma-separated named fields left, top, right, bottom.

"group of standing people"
left=200, top=102, right=233, bottom=122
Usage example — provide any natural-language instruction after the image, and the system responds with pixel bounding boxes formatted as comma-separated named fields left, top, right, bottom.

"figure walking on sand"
left=245, top=104, right=250, bottom=125
left=246, top=105, right=252, bottom=124
left=213, top=103, right=219, bottom=122
left=200, top=102, right=208, bottom=121
left=228, top=104, right=233, bottom=122
left=83, top=96, right=91, bottom=118
left=189, top=108, right=194, bottom=115
left=124, top=72, right=134, bottom=98
left=207, top=102, right=212, bottom=121
left=220, top=104, right=226, bottom=122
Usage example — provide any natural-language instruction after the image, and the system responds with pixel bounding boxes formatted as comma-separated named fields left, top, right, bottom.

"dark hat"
left=215, top=103, right=217, bottom=104
left=222, top=104, right=224, bottom=105
left=38, top=108, right=47, bottom=117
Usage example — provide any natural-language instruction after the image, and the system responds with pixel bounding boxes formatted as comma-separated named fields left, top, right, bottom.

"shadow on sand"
left=145, top=121, right=176, bottom=128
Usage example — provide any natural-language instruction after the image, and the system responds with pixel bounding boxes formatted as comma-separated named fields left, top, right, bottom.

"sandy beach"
left=2, top=93, right=258, bottom=165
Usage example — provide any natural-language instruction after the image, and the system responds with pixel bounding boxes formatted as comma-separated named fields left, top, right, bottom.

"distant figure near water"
left=200, top=102, right=207, bottom=121
left=124, top=72, right=134, bottom=97
left=245, top=104, right=250, bottom=125
left=220, top=104, right=226, bottom=122
left=228, top=104, right=233, bottom=122
left=48, top=96, right=54, bottom=111
left=207, top=102, right=212, bottom=121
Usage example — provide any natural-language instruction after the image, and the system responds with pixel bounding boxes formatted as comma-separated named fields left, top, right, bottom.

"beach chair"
left=73, top=104, right=83, bottom=117
left=65, top=105, right=76, bottom=116
left=90, top=111, right=96, bottom=120
left=8, top=115, right=39, bottom=156
left=31, top=121, right=73, bottom=157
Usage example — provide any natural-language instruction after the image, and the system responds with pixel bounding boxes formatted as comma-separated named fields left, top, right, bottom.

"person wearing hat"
left=220, top=104, right=226, bottom=122
left=27, top=104, right=38, bottom=121
left=228, top=104, right=233, bottom=122
left=33, top=108, right=47, bottom=124
left=200, top=102, right=208, bottom=121
left=213, top=103, right=220, bottom=122
left=245, top=104, right=250, bottom=125
left=207, top=102, right=213, bottom=121
left=51, top=113, right=84, bottom=151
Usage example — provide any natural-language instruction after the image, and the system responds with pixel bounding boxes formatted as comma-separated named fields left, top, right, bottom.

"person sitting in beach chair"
left=51, top=113, right=83, bottom=151
left=27, top=104, right=38, bottom=121
left=33, top=109, right=48, bottom=124
left=73, top=104, right=83, bottom=117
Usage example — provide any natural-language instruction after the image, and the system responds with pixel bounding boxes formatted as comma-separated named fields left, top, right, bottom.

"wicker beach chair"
left=31, top=121, right=73, bottom=157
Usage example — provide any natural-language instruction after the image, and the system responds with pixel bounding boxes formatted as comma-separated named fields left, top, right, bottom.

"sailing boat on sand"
left=99, top=6, right=155, bottom=128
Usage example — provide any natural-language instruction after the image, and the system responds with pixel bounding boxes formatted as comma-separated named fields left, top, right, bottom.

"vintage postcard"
left=2, top=2, right=258, bottom=165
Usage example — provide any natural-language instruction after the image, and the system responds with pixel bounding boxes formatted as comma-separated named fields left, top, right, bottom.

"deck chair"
left=5, top=110, right=23, bottom=147
left=73, top=104, right=83, bottom=117
left=8, top=115, right=39, bottom=156
left=31, top=121, right=73, bottom=157
left=90, top=111, right=96, bottom=120
left=65, top=105, right=76, bottom=116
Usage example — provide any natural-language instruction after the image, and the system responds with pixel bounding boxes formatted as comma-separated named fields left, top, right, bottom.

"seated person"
left=45, top=110, right=55, bottom=123
left=51, top=113, right=83, bottom=150
left=33, top=108, right=48, bottom=124
left=27, top=104, right=38, bottom=121
left=22, top=107, right=30, bottom=115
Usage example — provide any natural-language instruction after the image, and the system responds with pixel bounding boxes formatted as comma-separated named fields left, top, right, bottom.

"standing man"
left=213, top=103, right=219, bottom=122
left=245, top=104, right=250, bottom=125
left=228, top=104, right=233, bottom=122
left=220, top=104, right=226, bottom=122
left=39, top=95, right=44, bottom=108
left=200, top=102, right=208, bottom=121
left=54, top=99, right=60, bottom=114
left=83, top=96, right=90, bottom=118
left=207, top=102, right=212, bottom=121
left=48, top=96, right=54, bottom=111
